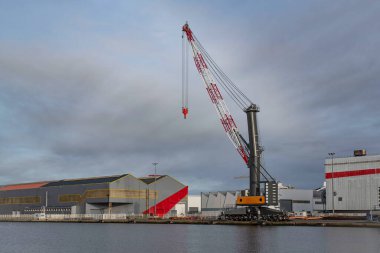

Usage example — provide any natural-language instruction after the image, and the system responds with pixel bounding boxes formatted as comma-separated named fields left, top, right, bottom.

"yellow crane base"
left=236, top=196, right=266, bottom=206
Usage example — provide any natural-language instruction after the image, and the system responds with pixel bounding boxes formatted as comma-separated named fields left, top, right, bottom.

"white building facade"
left=201, top=191, right=240, bottom=216
left=325, top=154, right=380, bottom=212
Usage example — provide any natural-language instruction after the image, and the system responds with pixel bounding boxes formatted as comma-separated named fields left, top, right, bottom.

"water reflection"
left=0, top=223, right=379, bottom=253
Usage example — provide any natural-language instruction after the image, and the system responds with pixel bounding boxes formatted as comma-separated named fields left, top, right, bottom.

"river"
left=0, top=222, right=379, bottom=253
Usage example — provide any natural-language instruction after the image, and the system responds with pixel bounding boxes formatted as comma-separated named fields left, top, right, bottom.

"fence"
left=0, top=213, right=144, bottom=222
left=0, top=212, right=221, bottom=222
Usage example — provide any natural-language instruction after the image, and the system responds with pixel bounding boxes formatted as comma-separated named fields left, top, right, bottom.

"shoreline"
left=1, top=218, right=380, bottom=228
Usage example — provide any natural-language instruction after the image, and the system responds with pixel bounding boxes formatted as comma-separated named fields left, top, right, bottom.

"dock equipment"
left=181, top=23, right=287, bottom=221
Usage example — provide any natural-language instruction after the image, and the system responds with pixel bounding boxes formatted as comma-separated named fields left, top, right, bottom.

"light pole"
left=153, top=162, right=158, bottom=217
left=328, top=152, right=335, bottom=214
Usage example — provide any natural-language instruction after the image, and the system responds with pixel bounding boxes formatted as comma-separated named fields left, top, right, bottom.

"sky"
left=0, top=0, right=379, bottom=193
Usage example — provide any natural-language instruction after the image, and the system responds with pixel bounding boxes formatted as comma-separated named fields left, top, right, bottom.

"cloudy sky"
left=0, top=1, right=379, bottom=193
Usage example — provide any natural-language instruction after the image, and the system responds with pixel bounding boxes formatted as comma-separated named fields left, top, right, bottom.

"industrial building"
left=174, top=195, right=201, bottom=216
left=278, top=185, right=325, bottom=213
left=201, top=185, right=325, bottom=216
left=201, top=191, right=240, bottom=216
left=0, top=174, right=188, bottom=217
left=325, top=152, right=380, bottom=213
left=187, top=195, right=201, bottom=214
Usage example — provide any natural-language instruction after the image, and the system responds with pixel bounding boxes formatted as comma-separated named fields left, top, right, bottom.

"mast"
left=245, top=104, right=261, bottom=196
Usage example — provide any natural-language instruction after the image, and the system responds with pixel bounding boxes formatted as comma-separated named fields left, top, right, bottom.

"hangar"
left=0, top=174, right=188, bottom=217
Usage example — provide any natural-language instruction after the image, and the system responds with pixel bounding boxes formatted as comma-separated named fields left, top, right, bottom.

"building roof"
left=0, top=182, right=49, bottom=191
left=0, top=174, right=128, bottom=191
left=42, top=174, right=127, bottom=187
left=0, top=174, right=185, bottom=191
left=139, top=175, right=166, bottom=184
left=325, top=154, right=380, bottom=166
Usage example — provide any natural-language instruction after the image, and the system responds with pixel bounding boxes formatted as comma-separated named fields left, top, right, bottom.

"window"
left=59, top=194, right=81, bottom=203
left=338, top=197, right=343, bottom=201
left=0, top=196, right=40, bottom=205
left=292, top=200, right=310, bottom=204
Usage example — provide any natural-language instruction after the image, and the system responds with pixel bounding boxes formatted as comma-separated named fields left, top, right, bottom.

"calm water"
left=0, top=222, right=379, bottom=253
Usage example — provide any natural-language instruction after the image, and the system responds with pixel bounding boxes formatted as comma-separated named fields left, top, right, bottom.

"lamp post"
left=328, top=152, right=335, bottom=214
left=153, top=162, right=158, bottom=217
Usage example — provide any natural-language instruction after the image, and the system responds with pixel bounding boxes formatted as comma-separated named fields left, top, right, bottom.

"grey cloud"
left=0, top=1, right=379, bottom=192
left=0, top=43, right=233, bottom=191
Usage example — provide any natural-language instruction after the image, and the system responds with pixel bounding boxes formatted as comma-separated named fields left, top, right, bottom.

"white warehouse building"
left=325, top=152, right=380, bottom=212
left=278, top=187, right=324, bottom=213
left=201, top=186, right=324, bottom=216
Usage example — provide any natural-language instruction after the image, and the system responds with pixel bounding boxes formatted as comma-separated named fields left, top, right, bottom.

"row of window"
left=0, top=189, right=159, bottom=205
left=25, top=208, right=71, bottom=212
left=59, top=189, right=157, bottom=203
left=0, top=196, right=40, bottom=205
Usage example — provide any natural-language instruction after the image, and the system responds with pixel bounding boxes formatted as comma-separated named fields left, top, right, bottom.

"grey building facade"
left=0, top=174, right=188, bottom=216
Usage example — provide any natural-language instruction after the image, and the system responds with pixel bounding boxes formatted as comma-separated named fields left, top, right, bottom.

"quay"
left=1, top=214, right=380, bottom=228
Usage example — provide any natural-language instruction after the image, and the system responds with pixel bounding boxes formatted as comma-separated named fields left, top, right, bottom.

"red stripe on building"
left=325, top=168, right=380, bottom=179
left=143, top=186, right=188, bottom=217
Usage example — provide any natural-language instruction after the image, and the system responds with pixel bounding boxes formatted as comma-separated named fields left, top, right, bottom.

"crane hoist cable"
left=182, top=31, right=189, bottom=119
left=181, top=23, right=276, bottom=181
left=181, top=24, right=285, bottom=216
left=193, top=34, right=253, bottom=110
left=182, top=26, right=254, bottom=117
left=181, top=22, right=250, bottom=164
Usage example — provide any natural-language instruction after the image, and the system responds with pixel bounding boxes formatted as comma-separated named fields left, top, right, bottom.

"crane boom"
left=181, top=23, right=285, bottom=221
left=182, top=23, right=249, bottom=164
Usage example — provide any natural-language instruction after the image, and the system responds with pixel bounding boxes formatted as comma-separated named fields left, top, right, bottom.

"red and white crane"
left=181, top=23, right=287, bottom=220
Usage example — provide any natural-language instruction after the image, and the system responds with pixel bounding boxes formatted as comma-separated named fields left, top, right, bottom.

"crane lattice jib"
left=182, top=24, right=249, bottom=164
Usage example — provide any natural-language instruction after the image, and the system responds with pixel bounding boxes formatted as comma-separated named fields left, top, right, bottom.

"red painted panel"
left=143, top=186, right=188, bottom=217
left=0, top=182, right=49, bottom=191
left=325, top=168, right=380, bottom=179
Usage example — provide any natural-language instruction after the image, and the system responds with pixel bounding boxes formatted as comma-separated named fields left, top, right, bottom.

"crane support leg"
left=245, top=104, right=261, bottom=197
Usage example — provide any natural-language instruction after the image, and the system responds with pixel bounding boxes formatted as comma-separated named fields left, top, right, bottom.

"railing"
left=0, top=213, right=222, bottom=222
left=0, top=213, right=145, bottom=221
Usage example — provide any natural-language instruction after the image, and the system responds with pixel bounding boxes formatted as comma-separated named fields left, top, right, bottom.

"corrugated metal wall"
left=0, top=174, right=188, bottom=216
left=201, top=189, right=324, bottom=214
left=141, top=176, right=187, bottom=216
left=201, top=191, right=240, bottom=216
left=325, top=155, right=380, bottom=211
